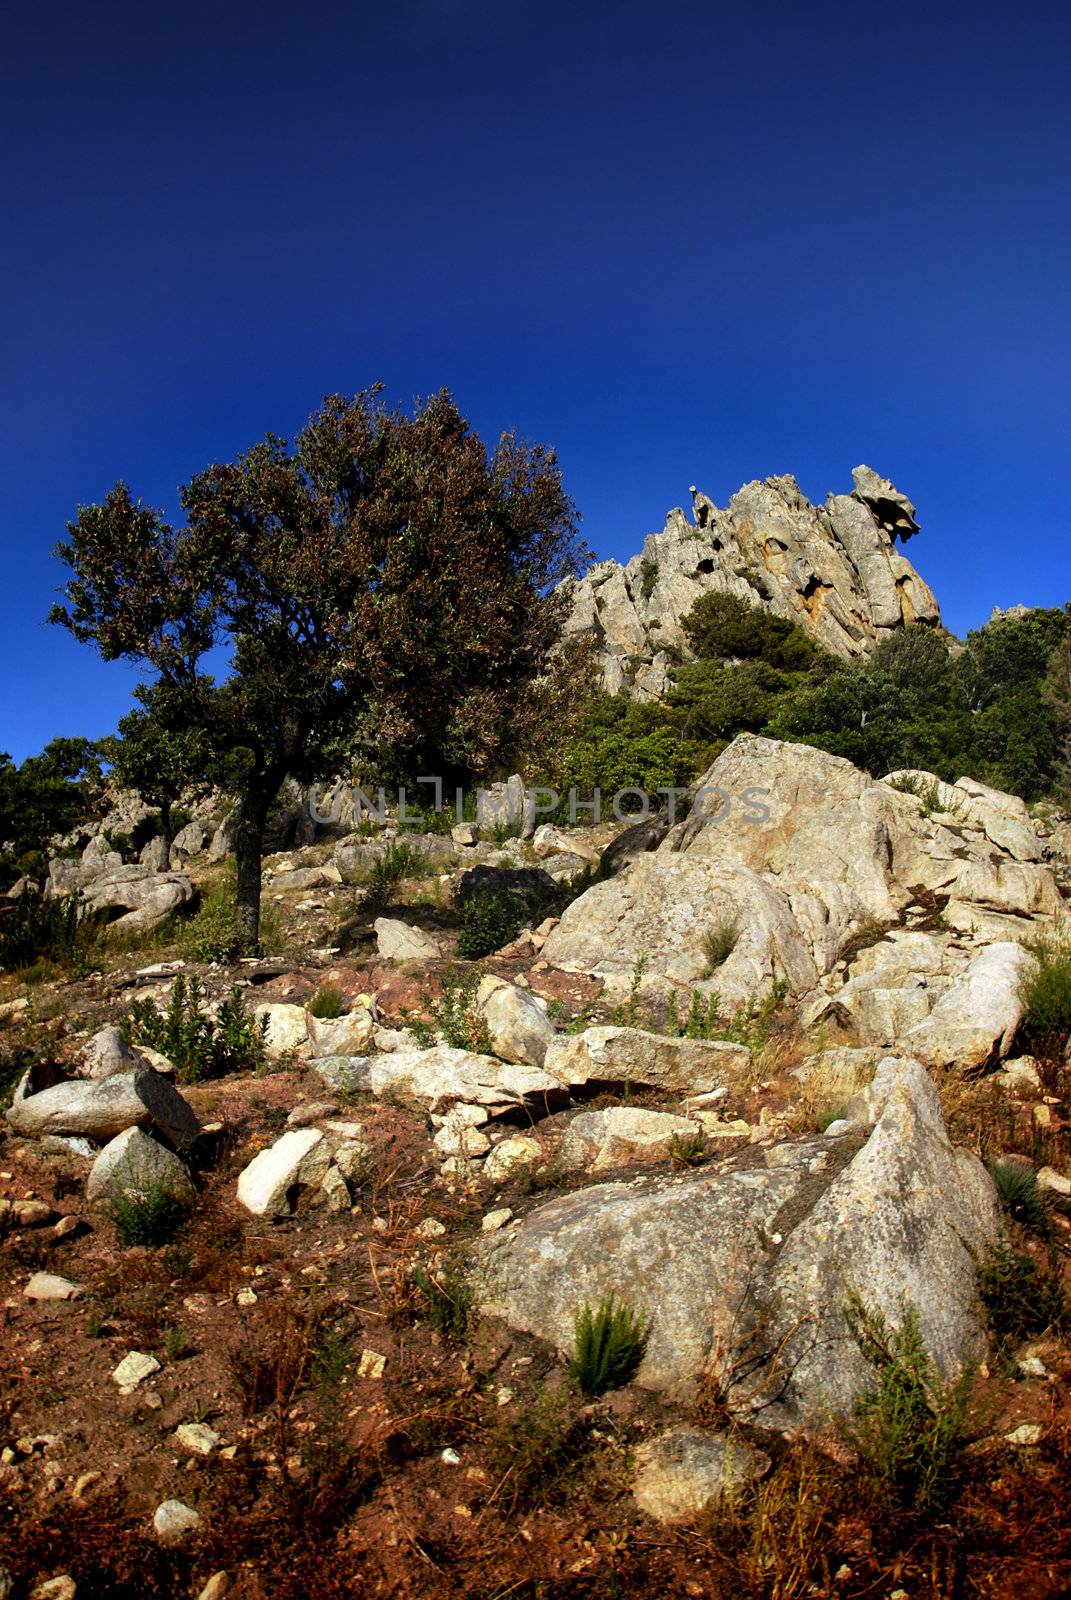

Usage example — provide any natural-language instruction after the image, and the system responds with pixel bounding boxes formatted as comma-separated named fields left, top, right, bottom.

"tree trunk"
left=233, top=785, right=273, bottom=955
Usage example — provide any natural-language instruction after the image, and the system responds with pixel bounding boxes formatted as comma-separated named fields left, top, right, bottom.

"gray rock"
left=78, top=1026, right=144, bottom=1081
left=373, top=917, right=440, bottom=961
left=545, top=1027, right=749, bottom=1095
left=139, top=834, right=170, bottom=870
left=24, top=1272, right=84, bottom=1301
left=7, top=1074, right=151, bottom=1140
left=86, top=1126, right=195, bottom=1206
left=633, top=1427, right=770, bottom=1522
left=169, top=820, right=206, bottom=862
left=132, top=1064, right=202, bottom=1151
left=314, top=1046, right=568, bottom=1120
left=153, top=1498, right=202, bottom=1544
left=559, top=1107, right=699, bottom=1172
left=476, top=976, right=557, bottom=1067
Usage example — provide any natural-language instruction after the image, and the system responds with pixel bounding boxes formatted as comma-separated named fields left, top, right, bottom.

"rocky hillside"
left=563, top=465, right=942, bottom=697
left=1, top=736, right=1070, bottom=1596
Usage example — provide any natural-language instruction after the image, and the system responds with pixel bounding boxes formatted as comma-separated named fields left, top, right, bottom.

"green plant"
left=486, top=1389, right=595, bottom=1513
left=110, top=1179, right=190, bottom=1247
left=456, top=890, right=522, bottom=960
left=842, top=1296, right=975, bottom=1513
left=1020, top=938, right=1071, bottom=1044
left=638, top=554, right=659, bottom=600
left=609, top=952, right=649, bottom=1028
left=404, top=966, right=491, bottom=1053
left=0, top=890, right=99, bottom=975
left=978, top=1242, right=1068, bottom=1342
left=178, top=875, right=284, bottom=963
left=669, top=1128, right=707, bottom=1167
left=360, top=841, right=429, bottom=914
left=310, top=1321, right=354, bottom=1405
left=307, top=984, right=344, bottom=1020
left=163, top=1324, right=190, bottom=1360
left=568, top=1293, right=649, bottom=1398
left=411, top=1258, right=472, bottom=1341
left=124, top=972, right=267, bottom=1081
left=986, top=1159, right=1050, bottom=1231
left=702, top=916, right=740, bottom=975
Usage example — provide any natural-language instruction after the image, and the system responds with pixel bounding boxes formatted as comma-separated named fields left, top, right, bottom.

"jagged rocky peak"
left=562, top=465, right=941, bottom=698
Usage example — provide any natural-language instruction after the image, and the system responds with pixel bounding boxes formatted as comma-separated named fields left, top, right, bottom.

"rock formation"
left=562, top=465, right=942, bottom=697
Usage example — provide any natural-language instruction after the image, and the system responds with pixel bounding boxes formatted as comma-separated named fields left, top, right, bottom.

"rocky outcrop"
left=472, top=1058, right=999, bottom=1425
left=562, top=466, right=941, bottom=698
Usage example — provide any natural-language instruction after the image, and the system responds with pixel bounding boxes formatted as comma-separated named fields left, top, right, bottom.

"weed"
left=124, top=973, right=267, bottom=1081
left=307, top=984, right=344, bottom=1019
left=411, top=1257, right=472, bottom=1341
left=703, top=915, right=740, bottom=975
left=978, top=1242, right=1068, bottom=1341
left=842, top=1296, right=975, bottom=1513
left=456, top=889, right=522, bottom=959
left=486, top=1388, right=595, bottom=1513
left=110, top=1180, right=190, bottom=1248
left=610, top=952, right=649, bottom=1028
left=310, top=1321, right=355, bottom=1406
left=568, top=1293, right=649, bottom=1397
left=162, top=1324, right=189, bottom=1360
left=360, top=841, right=429, bottom=914
left=0, top=890, right=100, bottom=976
left=638, top=553, right=659, bottom=600
left=1020, top=938, right=1071, bottom=1046
left=986, top=1159, right=1050, bottom=1231
left=669, top=1128, right=707, bottom=1167
left=404, top=966, right=490, bottom=1052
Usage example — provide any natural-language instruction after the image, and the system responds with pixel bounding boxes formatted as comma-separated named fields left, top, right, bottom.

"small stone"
left=175, top=1422, right=222, bottom=1456
left=1033, top=1104, right=1052, bottom=1127
left=52, top=1216, right=87, bottom=1240
left=482, top=1208, right=513, bottom=1232
left=30, top=1579, right=76, bottom=1600
left=14, top=1200, right=54, bottom=1227
left=71, top=1471, right=102, bottom=1500
left=112, top=1351, right=161, bottom=1391
left=1018, top=1356, right=1048, bottom=1378
left=235, top=1287, right=258, bottom=1307
left=357, top=1348, right=386, bottom=1379
left=286, top=1101, right=340, bottom=1128
left=1037, top=1167, right=1071, bottom=1197
left=416, top=1217, right=447, bottom=1238
left=496, top=1386, right=514, bottom=1407
left=482, top=1136, right=541, bottom=1183
left=196, top=1576, right=231, bottom=1600
left=24, top=1273, right=83, bottom=1302
left=1004, top=1423, right=1043, bottom=1445
left=633, top=1428, right=770, bottom=1522
left=441, top=1447, right=461, bottom=1465
left=153, top=1498, right=202, bottom=1544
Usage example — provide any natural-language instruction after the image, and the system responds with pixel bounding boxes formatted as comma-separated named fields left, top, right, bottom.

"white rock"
left=112, top=1351, right=161, bottom=1390
left=482, top=1207, right=513, bottom=1232
left=1037, top=1167, right=1071, bottom=1196
left=176, top=1422, right=222, bottom=1455
left=559, top=1107, right=698, bottom=1173
left=24, top=1272, right=84, bottom=1301
left=902, top=943, right=1036, bottom=1067
left=373, top=918, right=440, bottom=960
left=475, top=975, right=557, bottom=1067
left=153, top=1498, right=202, bottom=1544
left=307, top=1008, right=374, bottom=1058
left=253, top=1003, right=311, bottom=1057
left=236, top=1128, right=330, bottom=1216
left=1004, top=1423, right=1043, bottom=1446
left=483, top=1136, right=542, bottom=1183
left=633, top=1428, right=770, bottom=1522
left=86, top=1126, right=195, bottom=1206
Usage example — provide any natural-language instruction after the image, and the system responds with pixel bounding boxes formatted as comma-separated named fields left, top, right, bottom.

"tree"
left=681, top=590, right=818, bottom=670
left=0, top=737, right=105, bottom=886
left=98, top=686, right=214, bottom=843
left=51, top=387, right=588, bottom=950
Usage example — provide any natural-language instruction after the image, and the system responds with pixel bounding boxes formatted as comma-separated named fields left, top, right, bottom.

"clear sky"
left=2, top=0, right=1068, bottom=763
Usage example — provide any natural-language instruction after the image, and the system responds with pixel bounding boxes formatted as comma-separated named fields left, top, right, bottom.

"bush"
left=124, top=973, right=267, bottom=1082
left=406, top=967, right=490, bottom=1052
left=456, top=890, right=521, bottom=959
left=986, top=1159, right=1050, bottom=1232
left=178, top=876, right=283, bottom=964
left=703, top=916, right=740, bottom=974
left=1020, top=939, right=1071, bottom=1044
left=0, top=891, right=99, bottom=975
left=842, top=1297, right=975, bottom=1513
left=411, top=1258, right=472, bottom=1341
left=110, top=1179, right=190, bottom=1247
left=568, top=1293, right=649, bottom=1398
left=307, top=984, right=344, bottom=1020
left=978, top=1243, right=1068, bottom=1342
left=682, top=590, right=818, bottom=670
left=360, top=841, right=429, bottom=914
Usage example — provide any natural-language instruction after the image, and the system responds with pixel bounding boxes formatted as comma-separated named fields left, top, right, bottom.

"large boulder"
left=236, top=1128, right=333, bottom=1216
left=86, top=1126, right=196, bottom=1206
left=901, top=942, right=1036, bottom=1067
left=544, top=1027, right=750, bottom=1095
left=476, top=976, right=556, bottom=1067
left=7, top=1066, right=199, bottom=1147
left=473, top=1058, right=998, bottom=1424
left=313, top=1046, right=568, bottom=1121
left=559, top=1107, right=699, bottom=1173
left=79, top=866, right=197, bottom=933
left=373, top=918, right=440, bottom=961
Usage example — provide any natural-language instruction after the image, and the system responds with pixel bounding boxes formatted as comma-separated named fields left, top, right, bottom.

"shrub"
left=978, top=1243, right=1068, bottom=1342
left=411, top=1258, right=472, bottom=1342
left=638, top=554, right=659, bottom=600
left=360, top=841, right=429, bottom=914
left=1020, top=939, right=1071, bottom=1044
left=668, top=1128, right=707, bottom=1167
left=703, top=915, right=740, bottom=974
left=456, top=890, right=521, bottom=959
left=110, top=1179, right=189, bottom=1247
left=405, top=967, right=490, bottom=1053
left=0, top=891, right=99, bottom=975
left=681, top=590, right=818, bottom=670
left=178, top=876, right=283, bottom=963
left=124, top=973, right=267, bottom=1082
left=568, top=1293, right=649, bottom=1398
left=486, top=1389, right=595, bottom=1513
left=842, top=1297, right=975, bottom=1513
left=986, top=1159, right=1050, bottom=1231
left=307, top=984, right=344, bottom=1020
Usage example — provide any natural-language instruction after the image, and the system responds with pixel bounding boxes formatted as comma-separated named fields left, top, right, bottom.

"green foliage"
left=411, top=1258, right=472, bottom=1341
left=177, top=875, right=283, bottom=963
left=110, top=1179, right=190, bottom=1247
left=0, top=1046, right=35, bottom=1111
left=668, top=1128, right=707, bottom=1167
left=553, top=695, right=706, bottom=803
left=486, top=1390, right=594, bottom=1513
left=0, top=890, right=98, bottom=975
left=609, top=952, right=649, bottom=1028
left=100, top=689, right=212, bottom=840
left=986, top=1159, right=1051, bottom=1231
left=638, top=554, right=659, bottom=600
left=360, top=841, right=429, bottom=914
left=307, top=984, right=344, bottom=1020
left=124, top=972, right=267, bottom=1081
left=569, top=1293, right=649, bottom=1398
left=0, top=737, right=105, bottom=889
left=978, top=1243, right=1068, bottom=1342
left=669, top=658, right=786, bottom=744
left=456, top=890, right=522, bottom=959
left=1019, top=938, right=1071, bottom=1043
left=703, top=916, right=740, bottom=974
left=405, top=967, right=491, bottom=1052
left=682, top=590, right=818, bottom=670
left=842, top=1297, right=975, bottom=1513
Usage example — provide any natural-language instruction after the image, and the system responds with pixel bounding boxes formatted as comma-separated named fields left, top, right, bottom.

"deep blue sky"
left=3, top=0, right=1069, bottom=764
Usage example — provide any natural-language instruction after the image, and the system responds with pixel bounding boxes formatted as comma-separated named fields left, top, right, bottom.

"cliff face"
left=563, top=465, right=942, bottom=698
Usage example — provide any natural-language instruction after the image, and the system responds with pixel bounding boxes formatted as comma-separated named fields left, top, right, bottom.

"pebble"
left=357, top=1348, right=386, bottom=1379
left=71, top=1471, right=102, bottom=1500
left=175, top=1422, right=222, bottom=1456
left=1004, top=1422, right=1043, bottom=1445
left=153, top=1498, right=203, bottom=1544
left=235, top=1287, right=258, bottom=1307
left=416, top=1218, right=447, bottom=1238
left=441, top=1448, right=461, bottom=1465
left=13, top=1201, right=54, bottom=1227
left=482, top=1208, right=513, bottom=1232
left=1018, top=1356, right=1049, bottom=1379
left=112, top=1351, right=161, bottom=1391
left=30, top=1579, right=76, bottom=1600
left=1037, top=1167, right=1071, bottom=1196
left=197, top=1576, right=231, bottom=1600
